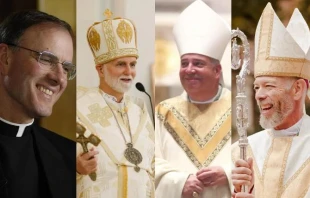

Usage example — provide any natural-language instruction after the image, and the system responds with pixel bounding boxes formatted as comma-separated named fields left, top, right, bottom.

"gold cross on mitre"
left=104, top=9, right=113, bottom=19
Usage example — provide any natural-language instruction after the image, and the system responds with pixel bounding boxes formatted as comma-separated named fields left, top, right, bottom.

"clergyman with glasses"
left=0, top=10, right=76, bottom=198
left=76, top=10, right=154, bottom=198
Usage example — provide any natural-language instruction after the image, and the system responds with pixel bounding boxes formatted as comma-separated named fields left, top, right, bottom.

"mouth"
left=37, top=85, right=54, bottom=96
left=260, top=104, right=273, bottom=114
left=120, top=77, right=132, bottom=83
left=185, top=77, right=201, bottom=83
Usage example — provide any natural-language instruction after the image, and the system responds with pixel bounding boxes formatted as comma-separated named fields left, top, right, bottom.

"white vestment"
left=155, top=88, right=232, bottom=198
left=232, top=114, right=310, bottom=198
left=76, top=87, right=155, bottom=198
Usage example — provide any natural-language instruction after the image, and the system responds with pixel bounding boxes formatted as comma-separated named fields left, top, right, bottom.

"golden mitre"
left=254, top=3, right=310, bottom=80
left=87, top=9, right=139, bottom=65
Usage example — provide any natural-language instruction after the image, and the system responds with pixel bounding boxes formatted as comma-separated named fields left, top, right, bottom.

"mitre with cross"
left=86, top=9, right=139, bottom=65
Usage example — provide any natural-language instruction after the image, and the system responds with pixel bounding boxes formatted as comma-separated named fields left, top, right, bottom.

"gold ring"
left=192, top=191, right=199, bottom=197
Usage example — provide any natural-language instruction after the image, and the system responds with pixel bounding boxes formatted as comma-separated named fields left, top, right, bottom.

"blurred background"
left=154, top=0, right=231, bottom=105
left=231, top=0, right=310, bottom=143
left=0, top=0, right=76, bottom=140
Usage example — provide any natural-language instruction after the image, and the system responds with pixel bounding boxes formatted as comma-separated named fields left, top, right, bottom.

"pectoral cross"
left=76, top=122, right=101, bottom=181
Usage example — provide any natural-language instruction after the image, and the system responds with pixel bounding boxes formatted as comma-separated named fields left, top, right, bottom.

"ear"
left=214, top=64, right=222, bottom=79
left=292, top=79, right=306, bottom=100
left=0, top=43, right=10, bottom=76
left=95, top=64, right=104, bottom=78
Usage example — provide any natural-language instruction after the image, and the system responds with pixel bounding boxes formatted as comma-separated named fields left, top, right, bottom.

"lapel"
left=32, top=126, right=72, bottom=198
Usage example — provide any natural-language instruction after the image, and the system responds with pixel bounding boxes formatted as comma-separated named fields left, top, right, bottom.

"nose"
left=185, top=63, right=195, bottom=74
left=255, top=88, right=267, bottom=101
left=124, top=64, right=133, bottom=76
left=48, top=63, right=67, bottom=85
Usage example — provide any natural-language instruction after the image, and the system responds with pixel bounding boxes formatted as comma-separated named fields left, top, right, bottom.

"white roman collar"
left=188, top=85, right=223, bottom=104
left=272, top=115, right=305, bottom=137
left=0, top=117, right=34, bottom=137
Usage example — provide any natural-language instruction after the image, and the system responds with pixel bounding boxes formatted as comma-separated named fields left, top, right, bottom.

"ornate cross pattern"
left=87, top=103, right=112, bottom=127
left=104, top=9, right=113, bottom=19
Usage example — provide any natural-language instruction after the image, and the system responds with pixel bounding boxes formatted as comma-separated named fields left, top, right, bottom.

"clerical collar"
left=271, top=116, right=304, bottom=137
left=188, top=85, right=223, bottom=104
left=0, top=117, right=34, bottom=137
left=100, top=90, right=124, bottom=104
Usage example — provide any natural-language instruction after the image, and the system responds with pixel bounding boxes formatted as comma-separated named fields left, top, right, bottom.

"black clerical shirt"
left=0, top=118, right=50, bottom=198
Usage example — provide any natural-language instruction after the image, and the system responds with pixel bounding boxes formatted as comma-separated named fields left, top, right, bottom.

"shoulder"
left=124, top=95, right=148, bottom=111
left=233, top=129, right=270, bottom=149
left=247, top=129, right=269, bottom=144
left=221, top=87, right=231, bottom=95
left=231, top=129, right=269, bottom=162
left=125, top=95, right=145, bottom=109
left=35, top=125, right=75, bottom=149
left=77, top=86, right=101, bottom=100
left=156, top=95, right=181, bottom=110
left=219, top=87, right=231, bottom=102
left=155, top=96, right=183, bottom=123
left=304, top=114, right=310, bottom=123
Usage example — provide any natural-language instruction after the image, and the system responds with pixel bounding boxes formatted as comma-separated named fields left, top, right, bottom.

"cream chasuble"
left=232, top=114, right=310, bottom=198
left=76, top=87, right=155, bottom=198
left=155, top=88, right=232, bottom=198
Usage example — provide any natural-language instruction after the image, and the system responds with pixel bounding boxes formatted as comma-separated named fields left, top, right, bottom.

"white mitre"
left=87, top=9, right=138, bottom=65
left=254, top=3, right=310, bottom=81
left=173, top=0, right=230, bottom=61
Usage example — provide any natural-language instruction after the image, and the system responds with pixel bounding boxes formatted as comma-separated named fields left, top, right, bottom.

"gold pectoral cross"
left=76, top=122, right=101, bottom=181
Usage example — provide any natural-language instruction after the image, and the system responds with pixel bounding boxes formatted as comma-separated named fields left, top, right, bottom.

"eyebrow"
left=116, top=61, right=126, bottom=64
left=116, top=60, right=137, bottom=65
left=253, top=80, right=277, bottom=87
left=181, top=58, right=206, bottom=63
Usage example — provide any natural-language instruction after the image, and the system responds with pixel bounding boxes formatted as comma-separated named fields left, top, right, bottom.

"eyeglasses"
left=6, top=43, right=76, bottom=80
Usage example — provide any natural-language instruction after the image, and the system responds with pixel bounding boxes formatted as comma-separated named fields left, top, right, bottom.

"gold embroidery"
left=255, top=5, right=310, bottom=80
left=104, top=9, right=113, bottom=19
left=157, top=106, right=231, bottom=169
left=281, top=157, right=310, bottom=197
left=232, top=134, right=310, bottom=198
left=284, top=158, right=310, bottom=189
left=117, top=20, right=133, bottom=44
left=102, top=20, right=118, bottom=51
left=87, top=103, right=113, bottom=127
left=95, top=48, right=138, bottom=65
left=161, top=102, right=231, bottom=148
left=117, top=165, right=128, bottom=198
left=276, top=139, right=292, bottom=198
left=88, top=28, right=101, bottom=52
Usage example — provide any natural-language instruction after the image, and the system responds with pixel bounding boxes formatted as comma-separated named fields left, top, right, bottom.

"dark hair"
left=0, top=10, right=74, bottom=44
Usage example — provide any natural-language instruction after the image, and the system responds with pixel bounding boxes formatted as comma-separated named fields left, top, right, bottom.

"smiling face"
left=97, top=56, right=137, bottom=100
left=254, top=76, right=299, bottom=129
left=179, top=53, right=221, bottom=101
left=1, top=23, right=73, bottom=120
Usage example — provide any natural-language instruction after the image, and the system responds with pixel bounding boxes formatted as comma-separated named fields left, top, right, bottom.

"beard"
left=258, top=93, right=294, bottom=129
left=103, top=66, right=133, bottom=93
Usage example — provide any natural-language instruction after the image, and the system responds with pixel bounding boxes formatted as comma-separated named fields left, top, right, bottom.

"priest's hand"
left=196, top=166, right=228, bottom=187
left=232, top=192, right=254, bottom=198
left=76, top=147, right=99, bottom=175
left=232, top=157, right=254, bottom=193
left=182, top=174, right=204, bottom=198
